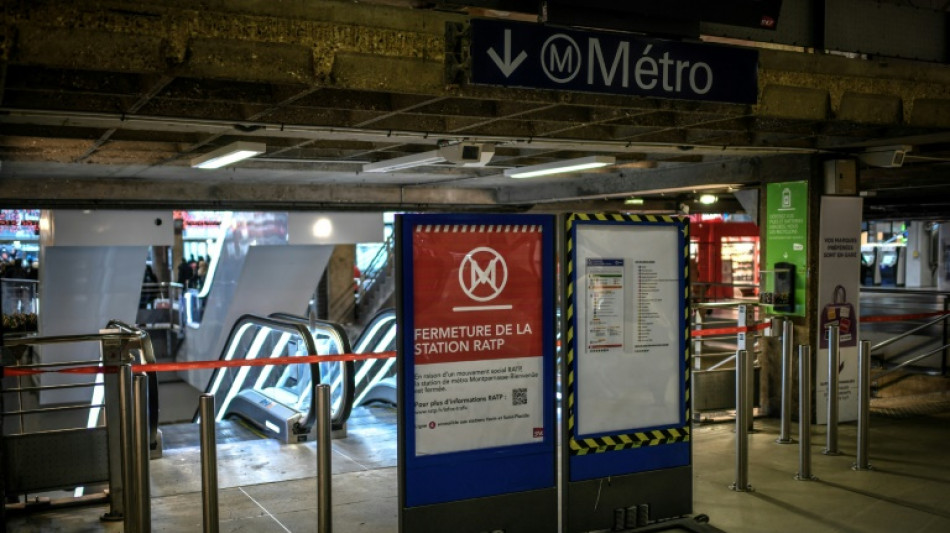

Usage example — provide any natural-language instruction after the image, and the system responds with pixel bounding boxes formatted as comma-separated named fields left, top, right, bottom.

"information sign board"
left=398, top=214, right=556, bottom=532
left=765, top=181, right=808, bottom=316
left=470, top=18, right=759, bottom=104
left=815, top=196, right=862, bottom=424
left=562, top=213, right=691, bottom=532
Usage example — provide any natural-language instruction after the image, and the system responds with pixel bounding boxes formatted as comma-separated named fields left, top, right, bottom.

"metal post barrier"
left=736, top=305, right=754, bottom=431
left=854, top=341, right=873, bottom=471
left=777, top=318, right=794, bottom=444
left=118, top=364, right=138, bottom=531
left=199, top=395, right=219, bottom=533
left=796, top=345, right=816, bottom=481
left=316, top=384, right=333, bottom=533
left=730, top=349, right=752, bottom=492
left=943, top=296, right=949, bottom=376
left=824, top=325, right=840, bottom=456
left=133, top=374, right=152, bottom=532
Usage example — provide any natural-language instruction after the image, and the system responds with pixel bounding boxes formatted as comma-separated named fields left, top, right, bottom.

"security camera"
left=857, top=145, right=911, bottom=168
left=439, top=143, right=495, bottom=167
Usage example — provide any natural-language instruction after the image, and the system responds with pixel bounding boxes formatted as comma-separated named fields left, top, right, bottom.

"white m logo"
left=459, top=247, right=508, bottom=302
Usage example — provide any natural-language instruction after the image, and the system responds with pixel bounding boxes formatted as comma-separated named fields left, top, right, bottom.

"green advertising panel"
left=765, top=181, right=808, bottom=316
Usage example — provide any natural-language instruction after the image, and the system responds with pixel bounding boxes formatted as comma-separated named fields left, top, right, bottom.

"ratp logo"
left=459, top=246, right=508, bottom=302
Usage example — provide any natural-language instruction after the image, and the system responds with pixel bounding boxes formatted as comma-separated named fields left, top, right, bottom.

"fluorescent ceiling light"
left=362, top=151, right=447, bottom=173
left=624, top=197, right=645, bottom=205
left=698, top=194, right=718, bottom=205
left=504, top=156, right=616, bottom=179
left=191, top=141, right=266, bottom=169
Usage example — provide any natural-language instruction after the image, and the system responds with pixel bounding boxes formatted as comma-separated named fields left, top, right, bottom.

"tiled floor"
left=6, top=405, right=950, bottom=532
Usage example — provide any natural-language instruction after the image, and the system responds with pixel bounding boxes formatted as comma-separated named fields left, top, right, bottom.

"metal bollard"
left=796, top=345, right=816, bottom=481
left=199, top=395, right=219, bottom=533
left=730, top=349, right=752, bottom=492
left=133, top=374, right=152, bottom=532
left=854, top=341, right=873, bottom=471
left=737, top=305, right=754, bottom=431
left=102, top=362, right=126, bottom=521
left=118, top=364, right=138, bottom=531
left=777, top=318, right=794, bottom=444
left=824, top=325, right=840, bottom=455
left=316, top=384, right=333, bottom=533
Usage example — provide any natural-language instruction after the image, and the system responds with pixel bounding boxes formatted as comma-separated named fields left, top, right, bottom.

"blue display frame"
left=397, top=213, right=557, bottom=508
left=564, top=214, right=691, bottom=482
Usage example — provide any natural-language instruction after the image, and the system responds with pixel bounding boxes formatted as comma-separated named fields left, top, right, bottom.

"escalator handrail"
left=267, top=313, right=355, bottom=429
left=353, top=307, right=396, bottom=353
left=198, top=313, right=319, bottom=425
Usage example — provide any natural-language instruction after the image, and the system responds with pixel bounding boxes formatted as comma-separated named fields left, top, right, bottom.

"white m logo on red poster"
left=459, top=246, right=508, bottom=302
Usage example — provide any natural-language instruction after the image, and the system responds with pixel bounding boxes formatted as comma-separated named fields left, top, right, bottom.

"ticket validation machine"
left=562, top=214, right=693, bottom=531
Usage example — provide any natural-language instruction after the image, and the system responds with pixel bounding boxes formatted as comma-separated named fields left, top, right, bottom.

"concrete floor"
left=7, top=404, right=950, bottom=532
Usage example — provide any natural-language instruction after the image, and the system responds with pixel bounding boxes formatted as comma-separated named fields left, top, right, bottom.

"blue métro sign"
left=470, top=19, right=759, bottom=105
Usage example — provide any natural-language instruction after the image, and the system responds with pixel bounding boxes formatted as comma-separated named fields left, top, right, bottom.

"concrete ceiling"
left=2, top=0, right=950, bottom=219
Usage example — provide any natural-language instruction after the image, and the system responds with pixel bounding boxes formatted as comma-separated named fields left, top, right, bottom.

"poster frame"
left=396, top=213, right=557, bottom=531
left=561, top=213, right=692, bottom=532
left=814, top=196, right=863, bottom=424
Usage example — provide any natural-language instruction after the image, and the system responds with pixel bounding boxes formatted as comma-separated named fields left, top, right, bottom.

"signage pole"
left=853, top=341, right=873, bottom=471
left=796, top=346, right=815, bottom=481
left=824, top=325, right=840, bottom=456
left=731, top=349, right=752, bottom=492
left=777, top=318, right=794, bottom=444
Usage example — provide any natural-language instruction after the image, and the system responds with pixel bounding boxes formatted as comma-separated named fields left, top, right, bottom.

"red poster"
left=412, top=224, right=543, bottom=365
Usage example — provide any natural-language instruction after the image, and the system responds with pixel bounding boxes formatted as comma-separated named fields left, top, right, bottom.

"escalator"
left=196, top=314, right=354, bottom=443
left=351, top=308, right=398, bottom=406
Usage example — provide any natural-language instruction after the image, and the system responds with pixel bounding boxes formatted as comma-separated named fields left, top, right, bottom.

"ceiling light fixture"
left=624, top=197, right=645, bottom=205
left=191, top=141, right=266, bottom=169
left=698, top=194, right=718, bottom=205
left=504, top=155, right=616, bottom=179
left=362, top=142, right=494, bottom=173
left=361, top=151, right=448, bottom=173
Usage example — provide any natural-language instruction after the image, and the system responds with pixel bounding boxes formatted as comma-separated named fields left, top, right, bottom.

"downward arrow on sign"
left=487, top=29, right=527, bottom=78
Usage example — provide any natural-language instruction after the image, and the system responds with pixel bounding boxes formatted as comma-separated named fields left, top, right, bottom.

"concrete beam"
left=909, top=99, right=950, bottom=128
left=0, top=175, right=499, bottom=210
left=838, top=92, right=902, bottom=125
left=14, top=26, right=166, bottom=73
left=759, top=85, right=830, bottom=121
left=495, top=155, right=815, bottom=205
left=182, top=39, right=314, bottom=85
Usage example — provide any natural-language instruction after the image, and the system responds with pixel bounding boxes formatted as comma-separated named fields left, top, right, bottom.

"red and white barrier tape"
left=2, top=351, right=397, bottom=377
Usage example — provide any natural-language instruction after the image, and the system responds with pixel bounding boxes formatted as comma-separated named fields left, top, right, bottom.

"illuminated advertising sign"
left=0, top=210, right=41, bottom=240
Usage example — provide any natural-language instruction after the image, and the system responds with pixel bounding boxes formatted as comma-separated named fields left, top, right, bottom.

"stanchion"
left=118, top=364, right=137, bottom=531
left=316, top=384, right=333, bottom=533
left=730, top=349, right=752, bottom=492
left=777, top=318, right=794, bottom=444
left=737, top=306, right=754, bottom=431
left=133, top=374, right=152, bottom=532
left=796, top=345, right=816, bottom=481
left=824, top=325, right=840, bottom=456
left=853, top=340, right=873, bottom=471
left=199, top=395, right=219, bottom=533
left=101, top=358, right=126, bottom=522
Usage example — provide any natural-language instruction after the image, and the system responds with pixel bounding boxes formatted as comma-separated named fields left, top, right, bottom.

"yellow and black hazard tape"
left=570, top=426, right=691, bottom=455
left=565, top=213, right=692, bottom=456
left=571, top=213, right=679, bottom=224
